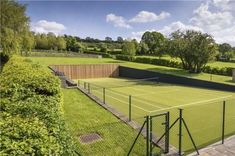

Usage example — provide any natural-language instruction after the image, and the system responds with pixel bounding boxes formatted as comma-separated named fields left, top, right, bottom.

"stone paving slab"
left=189, top=135, right=235, bottom=156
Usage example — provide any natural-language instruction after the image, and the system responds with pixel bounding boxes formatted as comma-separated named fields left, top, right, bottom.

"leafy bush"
left=202, top=65, right=233, bottom=76
left=0, top=56, right=75, bottom=155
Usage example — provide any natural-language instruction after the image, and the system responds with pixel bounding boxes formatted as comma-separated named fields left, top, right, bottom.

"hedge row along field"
left=115, top=55, right=233, bottom=76
left=0, top=56, right=75, bottom=155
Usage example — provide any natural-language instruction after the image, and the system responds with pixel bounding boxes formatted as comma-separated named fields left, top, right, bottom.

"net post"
left=103, top=88, right=106, bottom=104
left=178, top=109, right=183, bottom=156
left=222, top=100, right=226, bottom=144
left=129, top=95, right=132, bottom=121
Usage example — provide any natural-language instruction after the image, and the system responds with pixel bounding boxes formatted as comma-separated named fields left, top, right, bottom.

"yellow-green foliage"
left=0, top=56, right=75, bottom=155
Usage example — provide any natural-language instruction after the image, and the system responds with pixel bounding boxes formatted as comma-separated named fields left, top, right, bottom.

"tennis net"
left=79, top=77, right=160, bottom=89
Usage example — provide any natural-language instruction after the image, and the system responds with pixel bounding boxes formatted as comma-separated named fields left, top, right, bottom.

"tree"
left=122, top=41, right=136, bottom=58
left=218, top=43, right=234, bottom=61
left=140, top=31, right=165, bottom=56
left=117, top=36, right=124, bottom=42
left=64, top=36, right=83, bottom=52
left=99, top=43, right=108, bottom=53
left=21, top=31, right=35, bottom=56
left=105, top=37, right=112, bottom=42
left=0, top=0, right=30, bottom=56
left=56, top=36, right=66, bottom=51
left=47, top=32, right=57, bottom=50
left=169, top=30, right=217, bottom=73
left=1, top=28, right=20, bottom=55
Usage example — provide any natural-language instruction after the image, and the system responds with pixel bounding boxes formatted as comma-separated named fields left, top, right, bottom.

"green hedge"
left=83, top=51, right=112, bottom=58
left=116, top=55, right=232, bottom=76
left=0, top=56, right=75, bottom=155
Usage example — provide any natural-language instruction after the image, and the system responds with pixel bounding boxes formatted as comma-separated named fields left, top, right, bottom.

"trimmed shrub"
left=0, top=56, right=75, bottom=155
left=84, top=51, right=112, bottom=58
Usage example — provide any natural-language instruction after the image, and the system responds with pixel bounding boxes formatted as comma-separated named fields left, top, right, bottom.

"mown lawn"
left=26, top=56, right=235, bottom=85
left=62, top=88, right=146, bottom=156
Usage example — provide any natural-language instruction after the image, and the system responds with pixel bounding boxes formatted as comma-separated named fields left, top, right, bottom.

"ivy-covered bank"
left=0, top=56, right=75, bottom=155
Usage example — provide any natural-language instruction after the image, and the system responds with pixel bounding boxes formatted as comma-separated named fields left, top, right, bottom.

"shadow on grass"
left=225, top=80, right=235, bottom=83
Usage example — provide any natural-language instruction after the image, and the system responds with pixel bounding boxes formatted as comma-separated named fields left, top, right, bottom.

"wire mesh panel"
left=105, top=89, right=130, bottom=116
left=150, top=112, right=170, bottom=155
left=76, top=120, right=147, bottom=156
left=225, top=98, right=235, bottom=138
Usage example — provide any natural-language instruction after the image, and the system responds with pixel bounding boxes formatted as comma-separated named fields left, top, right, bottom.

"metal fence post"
left=150, top=116, right=153, bottom=155
left=179, top=109, right=183, bottom=156
left=222, top=101, right=226, bottom=144
left=103, top=88, right=106, bottom=104
left=84, top=82, right=86, bottom=89
left=165, top=112, right=170, bottom=153
left=146, top=116, right=150, bottom=156
left=88, top=83, right=90, bottom=94
left=129, top=95, right=132, bottom=121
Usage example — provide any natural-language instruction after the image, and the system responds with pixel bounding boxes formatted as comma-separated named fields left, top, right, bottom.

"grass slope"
left=62, top=88, right=146, bottom=156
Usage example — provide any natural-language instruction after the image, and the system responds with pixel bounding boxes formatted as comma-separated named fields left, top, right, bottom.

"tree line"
left=1, top=0, right=234, bottom=73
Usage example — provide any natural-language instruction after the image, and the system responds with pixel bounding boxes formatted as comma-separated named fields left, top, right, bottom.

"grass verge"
left=62, top=88, right=147, bottom=156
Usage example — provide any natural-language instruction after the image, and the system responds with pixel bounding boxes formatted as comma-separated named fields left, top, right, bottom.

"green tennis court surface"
left=77, top=77, right=235, bottom=153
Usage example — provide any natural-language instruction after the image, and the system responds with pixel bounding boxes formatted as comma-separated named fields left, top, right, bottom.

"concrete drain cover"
left=79, top=133, right=102, bottom=144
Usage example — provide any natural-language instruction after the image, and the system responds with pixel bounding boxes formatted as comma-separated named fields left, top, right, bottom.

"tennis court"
left=77, top=77, right=235, bottom=153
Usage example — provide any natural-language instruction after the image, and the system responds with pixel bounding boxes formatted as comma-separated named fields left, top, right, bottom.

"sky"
left=20, top=0, right=235, bottom=46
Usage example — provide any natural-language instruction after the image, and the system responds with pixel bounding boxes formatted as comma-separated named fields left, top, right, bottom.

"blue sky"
left=21, top=0, right=235, bottom=46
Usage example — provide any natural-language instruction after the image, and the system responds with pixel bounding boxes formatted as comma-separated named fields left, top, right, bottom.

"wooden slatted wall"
left=50, top=64, right=119, bottom=79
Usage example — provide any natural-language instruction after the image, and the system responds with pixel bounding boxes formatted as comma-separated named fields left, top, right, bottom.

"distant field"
left=26, top=57, right=235, bottom=86
left=78, top=77, right=235, bottom=153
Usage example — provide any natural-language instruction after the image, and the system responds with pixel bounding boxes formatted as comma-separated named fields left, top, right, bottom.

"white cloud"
left=190, top=2, right=235, bottom=45
left=31, top=20, right=66, bottom=35
left=106, top=14, right=132, bottom=29
left=190, top=3, right=233, bottom=31
left=129, top=11, right=170, bottom=23
left=212, top=0, right=233, bottom=10
left=158, top=21, right=203, bottom=36
left=130, top=22, right=202, bottom=41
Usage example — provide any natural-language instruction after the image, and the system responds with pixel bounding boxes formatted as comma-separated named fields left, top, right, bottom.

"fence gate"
left=128, top=112, right=170, bottom=156
left=148, top=112, right=170, bottom=155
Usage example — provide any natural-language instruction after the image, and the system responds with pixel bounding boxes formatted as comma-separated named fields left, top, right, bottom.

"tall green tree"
left=122, top=41, right=136, bottom=58
left=218, top=43, right=234, bottom=61
left=0, top=0, right=30, bottom=56
left=56, top=36, right=66, bottom=50
left=140, top=31, right=165, bottom=56
left=35, top=34, right=49, bottom=50
left=168, top=30, right=217, bottom=73
left=21, top=31, right=35, bottom=55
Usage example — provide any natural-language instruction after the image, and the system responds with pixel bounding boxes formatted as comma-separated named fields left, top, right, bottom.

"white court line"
left=92, top=89, right=150, bottom=112
left=131, top=97, right=163, bottom=109
left=94, top=87, right=163, bottom=109
left=106, top=89, right=129, bottom=98
left=150, top=95, right=233, bottom=113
